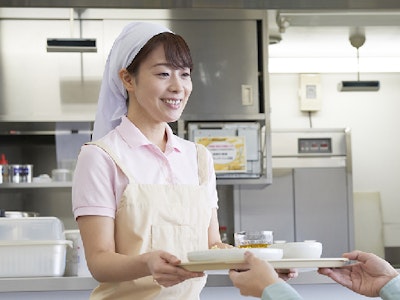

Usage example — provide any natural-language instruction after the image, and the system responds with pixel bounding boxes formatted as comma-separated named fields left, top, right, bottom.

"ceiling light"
left=338, top=28, right=380, bottom=92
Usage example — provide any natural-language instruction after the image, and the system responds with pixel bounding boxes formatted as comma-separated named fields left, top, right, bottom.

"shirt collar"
left=116, top=116, right=182, bottom=154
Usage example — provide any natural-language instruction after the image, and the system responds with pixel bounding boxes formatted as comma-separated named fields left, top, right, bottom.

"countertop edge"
left=1, top=270, right=399, bottom=293
left=0, top=276, right=98, bottom=292
left=0, top=272, right=336, bottom=293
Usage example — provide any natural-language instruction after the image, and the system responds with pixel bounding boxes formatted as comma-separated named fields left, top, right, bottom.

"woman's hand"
left=146, top=250, right=204, bottom=287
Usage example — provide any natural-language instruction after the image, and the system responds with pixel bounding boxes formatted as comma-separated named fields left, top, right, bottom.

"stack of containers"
left=0, top=217, right=72, bottom=277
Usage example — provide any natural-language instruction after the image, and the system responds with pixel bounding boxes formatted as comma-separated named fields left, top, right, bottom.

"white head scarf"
left=92, top=22, right=172, bottom=140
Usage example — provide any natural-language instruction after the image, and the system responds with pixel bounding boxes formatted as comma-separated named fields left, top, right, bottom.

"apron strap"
left=86, top=141, right=136, bottom=183
left=88, top=141, right=209, bottom=186
left=195, top=143, right=209, bottom=186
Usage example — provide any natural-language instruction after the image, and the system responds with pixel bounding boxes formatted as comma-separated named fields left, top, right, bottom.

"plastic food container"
left=0, top=240, right=72, bottom=277
left=0, top=217, right=65, bottom=241
left=51, top=169, right=72, bottom=182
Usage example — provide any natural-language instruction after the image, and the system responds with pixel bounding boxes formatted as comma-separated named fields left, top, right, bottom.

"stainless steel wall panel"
left=0, top=18, right=104, bottom=121
left=174, top=20, right=260, bottom=118
left=0, top=9, right=268, bottom=122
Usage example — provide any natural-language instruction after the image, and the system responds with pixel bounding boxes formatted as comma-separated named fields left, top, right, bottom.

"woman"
left=72, top=22, right=226, bottom=299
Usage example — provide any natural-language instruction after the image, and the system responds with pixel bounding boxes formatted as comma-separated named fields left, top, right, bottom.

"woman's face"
left=126, top=44, right=192, bottom=125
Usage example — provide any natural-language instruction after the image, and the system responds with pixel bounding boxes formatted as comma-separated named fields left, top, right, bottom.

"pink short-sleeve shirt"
left=72, top=116, right=218, bottom=219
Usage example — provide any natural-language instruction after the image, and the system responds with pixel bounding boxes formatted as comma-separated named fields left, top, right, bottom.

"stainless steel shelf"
left=0, top=276, right=98, bottom=293
left=0, top=182, right=72, bottom=189
left=217, top=175, right=271, bottom=186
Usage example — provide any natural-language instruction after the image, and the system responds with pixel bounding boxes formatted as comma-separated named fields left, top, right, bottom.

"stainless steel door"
left=294, top=167, right=350, bottom=257
left=235, top=169, right=295, bottom=242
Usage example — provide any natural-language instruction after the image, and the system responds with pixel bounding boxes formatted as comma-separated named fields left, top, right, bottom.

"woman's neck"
left=127, top=114, right=167, bottom=152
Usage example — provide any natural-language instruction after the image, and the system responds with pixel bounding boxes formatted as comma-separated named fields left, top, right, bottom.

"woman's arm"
left=208, top=208, right=233, bottom=249
left=78, top=215, right=203, bottom=286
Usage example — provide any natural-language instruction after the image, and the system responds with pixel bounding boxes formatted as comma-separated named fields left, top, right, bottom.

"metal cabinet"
left=235, top=167, right=352, bottom=257
left=294, top=167, right=350, bottom=257
left=235, top=169, right=295, bottom=242
left=234, top=129, right=354, bottom=258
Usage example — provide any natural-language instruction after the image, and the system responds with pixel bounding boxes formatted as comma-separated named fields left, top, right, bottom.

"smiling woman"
left=121, top=40, right=193, bottom=134
left=72, top=21, right=227, bottom=300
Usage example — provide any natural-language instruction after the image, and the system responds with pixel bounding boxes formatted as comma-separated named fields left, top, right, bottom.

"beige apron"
left=89, top=141, right=212, bottom=300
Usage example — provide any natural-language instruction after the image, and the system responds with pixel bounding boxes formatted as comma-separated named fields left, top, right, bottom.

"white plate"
left=187, top=248, right=283, bottom=262
left=180, top=258, right=349, bottom=272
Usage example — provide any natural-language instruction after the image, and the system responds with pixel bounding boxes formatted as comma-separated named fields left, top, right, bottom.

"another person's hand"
left=229, top=251, right=283, bottom=298
left=318, top=250, right=399, bottom=297
left=147, top=250, right=204, bottom=287
left=276, top=268, right=299, bottom=281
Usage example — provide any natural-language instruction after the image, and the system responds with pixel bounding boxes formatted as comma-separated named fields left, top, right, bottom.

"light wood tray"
left=180, top=258, right=349, bottom=272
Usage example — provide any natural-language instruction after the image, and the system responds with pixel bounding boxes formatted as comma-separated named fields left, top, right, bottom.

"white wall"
left=269, top=72, right=400, bottom=247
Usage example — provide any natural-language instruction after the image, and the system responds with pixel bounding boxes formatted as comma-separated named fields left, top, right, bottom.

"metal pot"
left=9, top=164, right=33, bottom=183
left=1, top=211, right=40, bottom=218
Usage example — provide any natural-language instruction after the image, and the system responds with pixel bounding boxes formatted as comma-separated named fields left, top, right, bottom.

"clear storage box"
left=0, top=217, right=65, bottom=240
left=0, top=217, right=70, bottom=277
left=0, top=240, right=72, bottom=277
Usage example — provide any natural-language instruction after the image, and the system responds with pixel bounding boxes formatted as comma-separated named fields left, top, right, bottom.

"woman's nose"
left=169, top=74, right=184, bottom=92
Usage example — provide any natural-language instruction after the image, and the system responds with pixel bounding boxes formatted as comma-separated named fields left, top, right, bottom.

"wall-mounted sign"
left=196, top=136, right=247, bottom=173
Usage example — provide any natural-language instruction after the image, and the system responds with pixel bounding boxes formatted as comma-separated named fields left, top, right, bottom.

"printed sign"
left=196, top=136, right=247, bottom=173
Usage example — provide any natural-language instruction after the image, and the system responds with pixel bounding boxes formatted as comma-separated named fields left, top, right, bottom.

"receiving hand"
left=276, top=268, right=299, bottom=281
left=229, top=251, right=283, bottom=298
left=147, top=250, right=204, bottom=287
left=318, top=250, right=399, bottom=297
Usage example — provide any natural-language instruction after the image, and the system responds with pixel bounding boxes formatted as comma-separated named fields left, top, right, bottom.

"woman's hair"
left=126, top=32, right=193, bottom=75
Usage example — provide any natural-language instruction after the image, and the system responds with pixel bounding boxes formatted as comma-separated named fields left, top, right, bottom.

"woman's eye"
left=158, top=72, right=170, bottom=77
left=182, top=72, right=191, bottom=78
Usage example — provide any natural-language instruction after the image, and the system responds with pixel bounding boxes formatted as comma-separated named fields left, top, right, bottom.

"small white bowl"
left=269, top=241, right=322, bottom=259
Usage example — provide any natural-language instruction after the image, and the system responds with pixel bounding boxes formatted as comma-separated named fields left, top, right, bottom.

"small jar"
left=52, top=169, right=72, bottom=182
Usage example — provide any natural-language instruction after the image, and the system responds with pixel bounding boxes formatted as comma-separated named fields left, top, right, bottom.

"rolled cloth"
left=92, top=22, right=171, bottom=140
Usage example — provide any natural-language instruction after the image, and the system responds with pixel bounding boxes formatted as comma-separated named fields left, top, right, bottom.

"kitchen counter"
left=1, top=269, right=399, bottom=300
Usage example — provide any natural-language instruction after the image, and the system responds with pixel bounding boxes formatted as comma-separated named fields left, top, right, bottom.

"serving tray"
left=180, top=258, right=349, bottom=272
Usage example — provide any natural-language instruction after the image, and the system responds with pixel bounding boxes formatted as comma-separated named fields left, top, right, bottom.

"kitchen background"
left=0, top=1, right=400, bottom=299
left=0, top=0, right=399, bottom=277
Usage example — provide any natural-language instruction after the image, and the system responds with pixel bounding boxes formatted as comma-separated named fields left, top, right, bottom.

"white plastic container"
left=64, top=230, right=91, bottom=277
left=0, top=240, right=72, bottom=277
left=269, top=241, right=323, bottom=259
left=0, top=217, right=65, bottom=241
left=51, top=168, right=72, bottom=182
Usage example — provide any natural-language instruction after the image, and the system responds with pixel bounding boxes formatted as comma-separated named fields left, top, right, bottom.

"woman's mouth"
left=162, top=98, right=182, bottom=107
